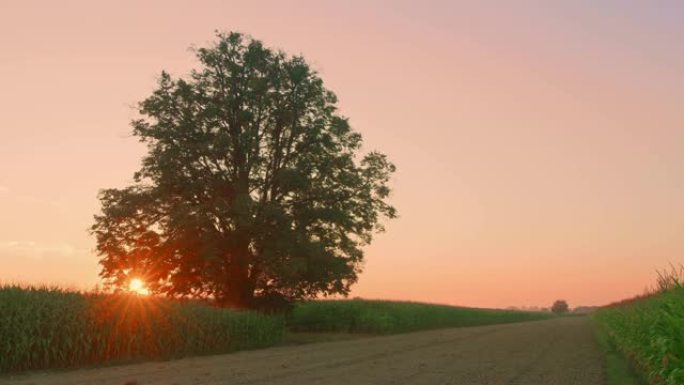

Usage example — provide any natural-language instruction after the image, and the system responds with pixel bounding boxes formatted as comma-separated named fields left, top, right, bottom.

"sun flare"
left=128, top=278, right=150, bottom=296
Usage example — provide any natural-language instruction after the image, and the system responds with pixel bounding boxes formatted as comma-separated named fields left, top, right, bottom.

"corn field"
left=0, top=285, right=283, bottom=373
left=1, top=287, right=558, bottom=374
left=288, top=299, right=552, bottom=334
left=594, top=265, right=684, bottom=385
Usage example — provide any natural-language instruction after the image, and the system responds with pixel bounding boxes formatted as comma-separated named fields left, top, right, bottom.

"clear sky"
left=1, top=1, right=682, bottom=308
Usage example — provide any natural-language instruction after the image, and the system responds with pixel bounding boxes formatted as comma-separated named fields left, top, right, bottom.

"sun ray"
left=128, top=278, right=150, bottom=295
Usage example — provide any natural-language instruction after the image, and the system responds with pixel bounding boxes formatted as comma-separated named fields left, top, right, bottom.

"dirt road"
left=2, top=317, right=604, bottom=385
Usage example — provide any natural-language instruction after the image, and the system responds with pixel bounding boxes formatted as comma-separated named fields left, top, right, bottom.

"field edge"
left=592, top=319, right=645, bottom=385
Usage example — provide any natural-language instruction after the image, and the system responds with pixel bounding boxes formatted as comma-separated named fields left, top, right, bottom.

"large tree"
left=92, top=32, right=396, bottom=308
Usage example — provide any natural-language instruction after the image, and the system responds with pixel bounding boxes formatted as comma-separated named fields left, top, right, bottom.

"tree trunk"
left=222, top=158, right=254, bottom=308
left=221, top=240, right=254, bottom=308
left=222, top=199, right=254, bottom=308
left=223, top=268, right=253, bottom=308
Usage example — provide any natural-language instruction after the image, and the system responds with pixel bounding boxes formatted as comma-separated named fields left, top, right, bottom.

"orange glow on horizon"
left=1, top=2, right=683, bottom=308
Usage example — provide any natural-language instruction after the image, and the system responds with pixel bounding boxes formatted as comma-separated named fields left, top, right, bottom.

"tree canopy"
left=551, top=300, right=569, bottom=314
left=91, top=32, right=396, bottom=308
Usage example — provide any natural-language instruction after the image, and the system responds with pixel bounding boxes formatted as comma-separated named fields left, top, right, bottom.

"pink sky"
left=1, top=1, right=682, bottom=308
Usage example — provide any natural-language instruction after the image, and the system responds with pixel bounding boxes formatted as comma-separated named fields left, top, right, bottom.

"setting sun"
left=128, top=278, right=150, bottom=296
left=2, top=2, right=683, bottom=382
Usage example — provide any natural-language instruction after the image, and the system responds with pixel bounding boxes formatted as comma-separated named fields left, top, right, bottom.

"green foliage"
left=593, top=325, right=646, bottom=385
left=288, top=299, right=553, bottom=334
left=0, top=285, right=283, bottom=373
left=92, top=31, right=396, bottom=307
left=594, top=266, right=684, bottom=385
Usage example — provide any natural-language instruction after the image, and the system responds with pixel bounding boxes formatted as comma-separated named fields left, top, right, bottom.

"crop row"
left=0, top=285, right=282, bottom=373
left=287, top=299, right=552, bottom=334
left=594, top=268, right=684, bottom=385
left=1, top=285, right=553, bottom=374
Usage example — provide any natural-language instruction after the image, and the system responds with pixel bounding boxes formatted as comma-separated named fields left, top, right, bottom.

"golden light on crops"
left=128, top=278, right=150, bottom=296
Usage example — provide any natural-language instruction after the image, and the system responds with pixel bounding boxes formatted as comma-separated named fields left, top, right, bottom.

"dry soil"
left=1, top=316, right=604, bottom=385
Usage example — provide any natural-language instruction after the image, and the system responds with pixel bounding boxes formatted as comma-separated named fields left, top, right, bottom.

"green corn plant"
left=0, top=284, right=283, bottom=373
left=595, top=265, right=684, bottom=385
left=288, top=299, right=552, bottom=334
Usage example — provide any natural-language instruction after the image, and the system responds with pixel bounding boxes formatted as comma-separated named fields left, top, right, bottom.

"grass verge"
left=593, top=322, right=645, bottom=385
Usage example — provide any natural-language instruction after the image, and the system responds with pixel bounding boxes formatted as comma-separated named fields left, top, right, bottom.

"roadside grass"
left=0, top=284, right=283, bottom=374
left=593, top=324, right=645, bottom=385
left=593, top=265, right=684, bottom=385
left=288, top=299, right=553, bottom=334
